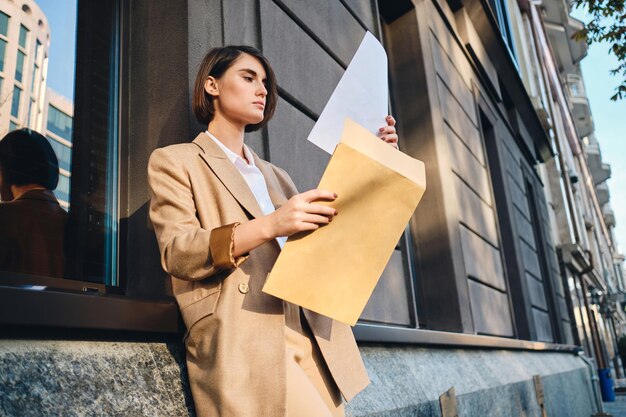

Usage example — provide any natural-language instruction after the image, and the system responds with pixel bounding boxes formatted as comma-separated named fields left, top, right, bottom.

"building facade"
left=43, top=87, right=73, bottom=209
left=0, top=0, right=49, bottom=134
left=0, top=0, right=624, bottom=415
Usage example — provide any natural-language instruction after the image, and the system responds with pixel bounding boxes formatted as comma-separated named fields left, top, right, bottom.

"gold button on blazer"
left=148, top=133, right=370, bottom=417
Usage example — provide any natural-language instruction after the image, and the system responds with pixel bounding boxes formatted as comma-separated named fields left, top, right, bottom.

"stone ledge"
left=0, top=340, right=598, bottom=416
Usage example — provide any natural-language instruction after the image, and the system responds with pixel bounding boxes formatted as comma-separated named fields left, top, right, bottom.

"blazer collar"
left=14, top=189, right=59, bottom=204
left=194, top=132, right=282, bottom=219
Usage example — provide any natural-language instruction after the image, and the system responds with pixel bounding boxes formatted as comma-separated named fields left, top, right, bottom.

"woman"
left=0, top=128, right=67, bottom=278
left=148, top=45, right=398, bottom=417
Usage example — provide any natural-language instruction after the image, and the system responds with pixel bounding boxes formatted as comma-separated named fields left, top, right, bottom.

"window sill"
left=354, top=323, right=581, bottom=353
left=0, top=285, right=180, bottom=334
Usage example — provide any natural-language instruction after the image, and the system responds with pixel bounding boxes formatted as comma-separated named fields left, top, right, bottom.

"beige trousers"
left=284, top=302, right=345, bottom=417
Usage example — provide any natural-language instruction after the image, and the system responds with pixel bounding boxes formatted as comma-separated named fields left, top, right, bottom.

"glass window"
left=0, top=39, right=6, bottom=72
left=15, top=51, right=25, bottom=83
left=35, top=40, right=42, bottom=65
left=46, top=105, right=72, bottom=141
left=488, top=0, right=517, bottom=62
left=31, top=65, right=37, bottom=93
left=19, top=25, right=29, bottom=49
left=47, top=135, right=72, bottom=172
left=11, top=86, right=21, bottom=117
left=0, top=12, right=8, bottom=37
left=0, top=0, right=119, bottom=287
left=53, top=173, right=71, bottom=202
left=8, top=120, right=17, bottom=131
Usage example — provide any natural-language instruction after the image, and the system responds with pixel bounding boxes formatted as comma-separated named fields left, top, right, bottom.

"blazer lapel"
left=193, top=133, right=264, bottom=219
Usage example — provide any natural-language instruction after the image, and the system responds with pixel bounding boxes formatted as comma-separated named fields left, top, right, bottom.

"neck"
left=207, top=114, right=246, bottom=159
left=11, top=184, right=46, bottom=200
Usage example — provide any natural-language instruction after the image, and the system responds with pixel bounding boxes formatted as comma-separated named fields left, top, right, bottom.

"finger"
left=304, top=203, right=338, bottom=217
left=382, top=135, right=399, bottom=149
left=383, top=134, right=398, bottom=144
left=301, top=213, right=333, bottom=225
left=300, top=189, right=337, bottom=202
left=378, top=125, right=396, bottom=135
left=385, top=115, right=396, bottom=126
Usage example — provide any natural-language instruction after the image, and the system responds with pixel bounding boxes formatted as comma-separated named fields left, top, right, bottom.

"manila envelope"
left=262, top=119, right=426, bottom=326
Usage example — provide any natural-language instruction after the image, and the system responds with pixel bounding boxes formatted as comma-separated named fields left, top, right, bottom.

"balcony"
left=585, top=136, right=612, bottom=185
left=542, top=1, right=588, bottom=74
left=603, top=205, right=616, bottom=228
left=566, top=73, right=594, bottom=138
left=595, top=182, right=610, bottom=207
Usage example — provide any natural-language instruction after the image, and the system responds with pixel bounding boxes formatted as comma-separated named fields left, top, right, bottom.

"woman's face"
left=205, top=53, right=268, bottom=128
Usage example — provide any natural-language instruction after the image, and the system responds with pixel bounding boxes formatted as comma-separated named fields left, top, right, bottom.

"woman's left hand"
left=377, top=115, right=399, bottom=149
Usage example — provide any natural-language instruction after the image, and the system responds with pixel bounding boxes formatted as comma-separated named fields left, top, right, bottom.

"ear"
left=204, top=76, right=219, bottom=97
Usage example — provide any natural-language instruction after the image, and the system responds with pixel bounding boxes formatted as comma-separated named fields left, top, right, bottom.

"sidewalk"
left=604, top=396, right=626, bottom=416
left=603, top=379, right=626, bottom=416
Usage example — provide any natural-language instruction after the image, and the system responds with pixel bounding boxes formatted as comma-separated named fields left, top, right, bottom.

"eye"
left=243, top=76, right=254, bottom=82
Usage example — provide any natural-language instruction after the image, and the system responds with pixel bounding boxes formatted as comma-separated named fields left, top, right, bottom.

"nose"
left=257, top=82, right=267, bottom=97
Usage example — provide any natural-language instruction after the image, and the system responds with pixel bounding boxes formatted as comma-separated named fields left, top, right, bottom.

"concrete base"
left=0, top=340, right=598, bottom=416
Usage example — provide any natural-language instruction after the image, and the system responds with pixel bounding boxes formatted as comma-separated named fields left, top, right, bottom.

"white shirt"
left=206, top=131, right=287, bottom=249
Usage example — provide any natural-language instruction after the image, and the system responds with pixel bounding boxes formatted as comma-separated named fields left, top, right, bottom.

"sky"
left=572, top=7, right=626, bottom=255
left=35, top=0, right=76, bottom=101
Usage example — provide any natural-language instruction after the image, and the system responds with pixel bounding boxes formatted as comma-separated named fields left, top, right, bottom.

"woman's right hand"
left=268, top=189, right=338, bottom=237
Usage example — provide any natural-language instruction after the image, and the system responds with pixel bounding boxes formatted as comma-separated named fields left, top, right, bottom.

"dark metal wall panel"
left=508, top=176, right=531, bottom=219
left=514, top=206, right=536, bottom=249
left=532, top=307, right=554, bottom=342
left=526, top=273, right=548, bottom=310
left=124, top=0, right=191, bottom=298
left=266, top=97, right=327, bottom=192
left=276, top=0, right=366, bottom=67
left=520, top=240, right=542, bottom=279
left=384, top=3, right=474, bottom=333
left=459, top=225, right=506, bottom=291
left=187, top=0, right=223, bottom=131
left=444, top=124, right=492, bottom=206
left=360, top=250, right=413, bottom=326
left=435, top=77, right=483, bottom=163
left=454, top=175, right=499, bottom=246
left=342, top=0, right=379, bottom=33
left=223, top=0, right=260, bottom=46
left=468, top=279, right=514, bottom=336
left=424, top=0, right=515, bottom=337
left=429, top=34, right=477, bottom=128
left=260, top=0, right=344, bottom=117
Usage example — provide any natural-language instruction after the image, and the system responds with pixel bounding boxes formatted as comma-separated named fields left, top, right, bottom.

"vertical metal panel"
left=436, top=77, right=483, bottom=161
left=459, top=225, right=506, bottom=291
left=532, top=307, right=554, bottom=342
left=265, top=97, right=327, bottom=192
left=453, top=175, right=499, bottom=246
left=468, top=279, right=514, bottom=336
left=383, top=1, right=474, bottom=332
left=444, top=123, right=492, bottom=205
left=275, top=0, right=365, bottom=67
left=260, top=0, right=343, bottom=116
left=360, top=250, right=413, bottom=326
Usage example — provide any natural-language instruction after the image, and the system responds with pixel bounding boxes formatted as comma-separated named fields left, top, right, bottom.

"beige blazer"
left=148, top=133, right=369, bottom=417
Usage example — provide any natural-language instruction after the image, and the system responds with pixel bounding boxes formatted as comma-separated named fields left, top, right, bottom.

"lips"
left=253, top=101, right=265, bottom=110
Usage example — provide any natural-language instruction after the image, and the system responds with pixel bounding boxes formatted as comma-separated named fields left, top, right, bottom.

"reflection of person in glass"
left=0, top=129, right=67, bottom=278
left=148, top=46, right=398, bottom=417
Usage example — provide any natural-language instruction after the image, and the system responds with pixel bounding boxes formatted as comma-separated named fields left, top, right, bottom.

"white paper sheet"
left=306, top=31, right=389, bottom=154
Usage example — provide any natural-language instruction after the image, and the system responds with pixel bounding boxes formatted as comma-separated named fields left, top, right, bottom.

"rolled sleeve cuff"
left=210, top=222, right=248, bottom=269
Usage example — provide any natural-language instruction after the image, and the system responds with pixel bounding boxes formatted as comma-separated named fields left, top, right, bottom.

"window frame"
left=0, top=0, right=182, bottom=336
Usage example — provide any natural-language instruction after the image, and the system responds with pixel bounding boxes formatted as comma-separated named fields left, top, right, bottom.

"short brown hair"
left=192, top=46, right=277, bottom=132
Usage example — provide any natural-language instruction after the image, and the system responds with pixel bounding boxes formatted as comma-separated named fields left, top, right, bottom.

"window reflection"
left=0, top=0, right=120, bottom=285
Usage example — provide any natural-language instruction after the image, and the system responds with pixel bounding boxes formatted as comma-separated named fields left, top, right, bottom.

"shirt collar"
left=205, top=131, right=255, bottom=167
